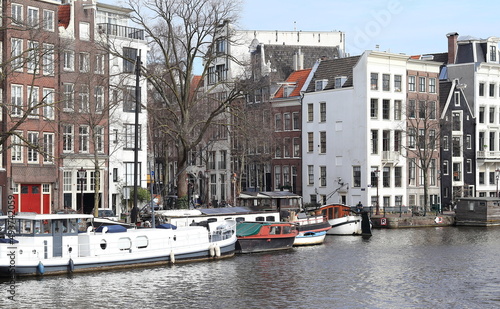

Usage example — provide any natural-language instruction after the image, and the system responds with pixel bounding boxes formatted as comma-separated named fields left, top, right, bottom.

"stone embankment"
left=371, top=211, right=455, bottom=229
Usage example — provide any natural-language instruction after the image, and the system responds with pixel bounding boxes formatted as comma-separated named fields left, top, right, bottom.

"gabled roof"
left=305, top=56, right=361, bottom=92
left=58, top=4, right=71, bottom=29
left=273, top=68, right=312, bottom=99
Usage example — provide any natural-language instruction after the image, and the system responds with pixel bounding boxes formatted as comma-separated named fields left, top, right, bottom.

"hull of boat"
left=293, top=231, right=327, bottom=246
left=327, top=216, right=363, bottom=235
left=236, top=236, right=295, bottom=253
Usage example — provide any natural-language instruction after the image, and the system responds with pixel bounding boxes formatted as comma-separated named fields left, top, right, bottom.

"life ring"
left=435, top=217, right=443, bottom=224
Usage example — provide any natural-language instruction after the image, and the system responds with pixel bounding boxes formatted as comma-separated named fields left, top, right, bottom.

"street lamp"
left=78, top=167, right=86, bottom=214
left=375, top=169, right=380, bottom=216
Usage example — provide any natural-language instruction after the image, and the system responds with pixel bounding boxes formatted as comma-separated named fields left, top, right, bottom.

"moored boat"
left=235, top=221, right=298, bottom=253
left=287, top=211, right=331, bottom=246
left=0, top=213, right=237, bottom=276
left=319, top=204, right=372, bottom=236
left=294, top=231, right=327, bottom=246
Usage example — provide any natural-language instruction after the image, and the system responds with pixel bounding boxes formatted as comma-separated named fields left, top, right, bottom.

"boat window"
left=34, top=221, right=41, bottom=234
left=269, top=226, right=276, bottom=234
left=275, top=226, right=282, bottom=234
left=100, top=239, right=107, bottom=250
left=207, top=218, right=217, bottom=223
left=67, top=219, right=79, bottom=234
left=256, top=216, right=265, bottom=221
left=18, top=220, right=34, bottom=235
left=236, top=217, right=245, bottom=223
left=42, top=220, right=51, bottom=234
left=0, top=219, right=6, bottom=233
left=224, top=217, right=233, bottom=221
left=283, top=226, right=291, bottom=234
left=118, top=237, right=132, bottom=250
left=266, top=216, right=275, bottom=222
left=136, top=236, right=149, bottom=249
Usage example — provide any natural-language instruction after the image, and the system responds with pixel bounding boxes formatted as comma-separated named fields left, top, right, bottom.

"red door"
left=20, top=184, right=42, bottom=213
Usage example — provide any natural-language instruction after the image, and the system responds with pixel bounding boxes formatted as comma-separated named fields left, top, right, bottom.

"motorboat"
left=235, top=221, right=298, bottom=253
left=319, top=204, right=372, bottom=236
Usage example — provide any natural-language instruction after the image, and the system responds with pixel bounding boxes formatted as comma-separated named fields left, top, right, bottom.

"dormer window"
left=334, top=76, right=347, bottom=89
left=283, top=86, right=295, bottom=97
left=490, top=45, right=497, bottom=62
left=315, top=79, right=328, bottom=91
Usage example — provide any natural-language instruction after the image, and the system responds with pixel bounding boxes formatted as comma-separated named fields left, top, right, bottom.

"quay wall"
left=371, top=214, right=455, bottom=229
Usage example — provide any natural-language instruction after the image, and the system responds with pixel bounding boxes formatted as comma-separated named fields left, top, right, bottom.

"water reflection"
left=2, top=227, right=500, bottom=308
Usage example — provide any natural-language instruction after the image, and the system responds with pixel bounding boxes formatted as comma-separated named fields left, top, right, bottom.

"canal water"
left=2, top=226, right=500, bottom=308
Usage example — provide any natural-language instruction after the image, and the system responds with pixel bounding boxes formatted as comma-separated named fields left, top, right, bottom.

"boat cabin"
left=320, top=204, right=352, bottom=220
left=237, top=191, right=302, bottom=212
left=455, top=197, right=500, bottom=226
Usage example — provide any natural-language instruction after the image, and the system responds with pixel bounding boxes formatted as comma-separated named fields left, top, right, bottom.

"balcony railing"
left=97, top=23, right=145, bottom=40
left=477, top=151, right=500, bottom=160
left=382, top=151, right=400, bottom=162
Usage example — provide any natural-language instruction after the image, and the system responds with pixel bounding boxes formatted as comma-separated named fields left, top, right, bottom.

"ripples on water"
left=2, top=227, right=500, bottom=308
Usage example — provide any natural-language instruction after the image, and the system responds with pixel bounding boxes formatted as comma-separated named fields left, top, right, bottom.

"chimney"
left=447, top=32, right=459, bottom=64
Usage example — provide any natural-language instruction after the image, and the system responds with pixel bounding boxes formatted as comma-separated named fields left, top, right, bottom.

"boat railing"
left=209, top=220, right=236, bottom=242
left=292, top=216, right=326, bottom=225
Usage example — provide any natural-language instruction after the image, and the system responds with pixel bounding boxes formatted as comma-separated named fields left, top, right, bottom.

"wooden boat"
left=235, top=221, right=298, bottom=253
left=0, top=213, right=237, bottom=276
left=319, top=204, right=372, bottom=236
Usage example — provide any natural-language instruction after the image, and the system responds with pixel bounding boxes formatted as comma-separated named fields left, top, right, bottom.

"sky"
left=237, top=0, right=499, bottom=57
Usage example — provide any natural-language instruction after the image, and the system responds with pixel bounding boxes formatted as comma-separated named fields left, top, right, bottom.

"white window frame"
left=79, top=125, right=89, bottom=153
left=95, top=86, right=104, bottom=113
left=63, top=83, right=74, bottom=111
left=11, top=38, right=23, bottom=71
left=27, top=40, right=39, bottom=74
left=27, top=131, right=39, bottom=163
left=12, top=4, right=23, bottom=25
left=42, top=43, right=54, bottom=75
left=95, top=54, right=104, bottom=74
left=43, top=133, right=54, bottom=163
left=64, top=50, right=74, bottom=71
left=63, top=124, right=74, bottom=153
left=27, top=86, right=39, bottom=118
left=11, top=84, right=23, bottom=117
left=79, top=22, right=90, bottom=41
left=79, top=85, right=89, bottom=113
left=11, top=133, right=23, bottom=163
left=43, top=9, right=55, bottom=32
left=79, top=52, right=90, bottom=72
left=27, top=6, right=39, bottom=28
left=43, top=88, right=54, bottom=120
left=95, top=126, right=104, bottom=153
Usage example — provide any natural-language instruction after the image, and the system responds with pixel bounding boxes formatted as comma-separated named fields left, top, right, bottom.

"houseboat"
left=235, top=221, right=298, bottom=253
left=319, top=204, right=372, bottom=236
left=0, top=213, right=236, bottom=276
left=455, top=197, right=500, bottom=226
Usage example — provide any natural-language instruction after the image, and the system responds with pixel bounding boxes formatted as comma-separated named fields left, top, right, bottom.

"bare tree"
left=122, top=0, right=243, bottom=201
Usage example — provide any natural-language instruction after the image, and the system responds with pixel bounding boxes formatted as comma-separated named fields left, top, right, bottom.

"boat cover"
left=236, top=222, right=268, bottom=237
left=0, top=238, right=18, bottom=244
left=95, top=225, right=127, bottom=233
left=157, top=223, right=177, bottom=230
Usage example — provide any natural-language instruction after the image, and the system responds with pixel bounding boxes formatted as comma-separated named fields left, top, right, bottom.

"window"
left=479, top=172, right=485, bottom=185
left=394, top=130, right=402, bottom=152
left=370, top=73, right=378, bottom=90
left=27, top=132, right=39, bottom=163
left=454, top=91, right=460, bottom=106
left=79, top=85, right=89, bottom=113
left=28, top=7, right=39, bottom=28
left=79, top=22, right=90, bottom=41
left=308, top=165, right=314, bottom=185
left=64, top=50, right=75, bottom=71
left=371, top=130, right=378, bottom=154
left=479, top=107, right=485, bottom=123
left=274, top=166, right=281, bottom=189
left=11, top=134, right=23, bottom=162
left=408, top=76, right=416, bottom=91
left=409, top=159, right=416, bottom=185
left=292, top=112, right=300, bottom=130
left=394, top=100, right=401, bottom=120
left=11, top=38, right=23, bottom=71
left=382, top=74, right=390, bottom=91
left=274, top=114, right=282, bottom=131
left=315, top=80, right=327, bottom=91
left=429, top=78, right=436, bottom=93
left=320, top=166, right=327, bottom=186
left=466, top=159, right=472, bottom=173
left=63, top=125, right=74, bottom=153
left=27, top=86, right=39, bottom=117
left=284, top=113, right=291, bottom=130
left=319, top=132, right=326, bottom=154
left=370, top=98, right=378, bottom=119
left=43, top=88, right=54, bottom=120
left=12, top=4, right=23, bottom=24
left=453, top=162, right=461, bottom=181
left=95, top=127, right=104, bottom=153
left=419, top=101, right=426, bottom=119
left=43, top=10, right=55, bottom=31
left=307, top=132, right=314, bottom=152
left=79, top=126, right=89, bottom=153
left=371, top=167, right=378, bottom=187
left=123, top=47, right=138, bottom=73
left=95, top=86, right=104, bottom=113
left=466, top=134, right=471, bottom=149
left=307, top=103, right=313, bottom=121
left=95, top=54, right=105, bottom=74
left=395, top=167, right=402, bottom=187
left=429, top=101, right=436, bottom=119
left=419, top=77, right=426, bottom=92
left=383, top=130, right=390, bottom=152
left=27, top=41, right=39, bottom=74
left=443, top=160, right=449, bottom=175
left=215, top=64, right=227, bottom=82
left=490, top=107, right=495, bottom=124
left=283, top=166, right=290, bottom=188
left=479, top=83, right=485, bottom=96
left=408, top=128, right=416, bottom=148
left=320, top=102, right=326, bottom=122
left=382, top=99, right=390, bottom=120
left=63, top=83, right=74, bottom=111
left=275, top=143, right=282, bottom=158
left=394, top=75, right=402, bottom=91
left=125, top=124, right=141, bottom=150
left=491, top=45, right=497, bottom=62
left=284, top=137, right=291, bottom=157
left=125, top=162, right=141, bottom=186
left=123, top=86, right=140, bottom=112
left=43, top=133, right=54, bottom=163
left=383, top=167, right=390, bottom=187
left=452, top=136, right=461, bottom=157
left=418, top=129, right=425, bottom=149
left=79, top=52, right=90, bottom=72
left=353, top=166, right=361, bottom=187
left=293, top=138, right=300, bottom=157
left=216, top=38, right=226, bottom=54
left=42, top=44, right=54, bottom=75
left=490, top=83, right=496, bottom=97
left=11, top=84, right=23, bottom=117
left=408, top=100, right=416, bottom=118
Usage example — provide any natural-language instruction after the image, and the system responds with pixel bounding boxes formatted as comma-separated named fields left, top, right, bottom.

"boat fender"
left=170, top=251, right=175, bottom=264
left=37, top=261, right=45, bottom=275
left=209, top=244, right=215, bottom=257
left=215, top=245, right=221, bottom=257
left=435, top=217, right=443, bottom=224
left=68, top=258, right=74, bottom=272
